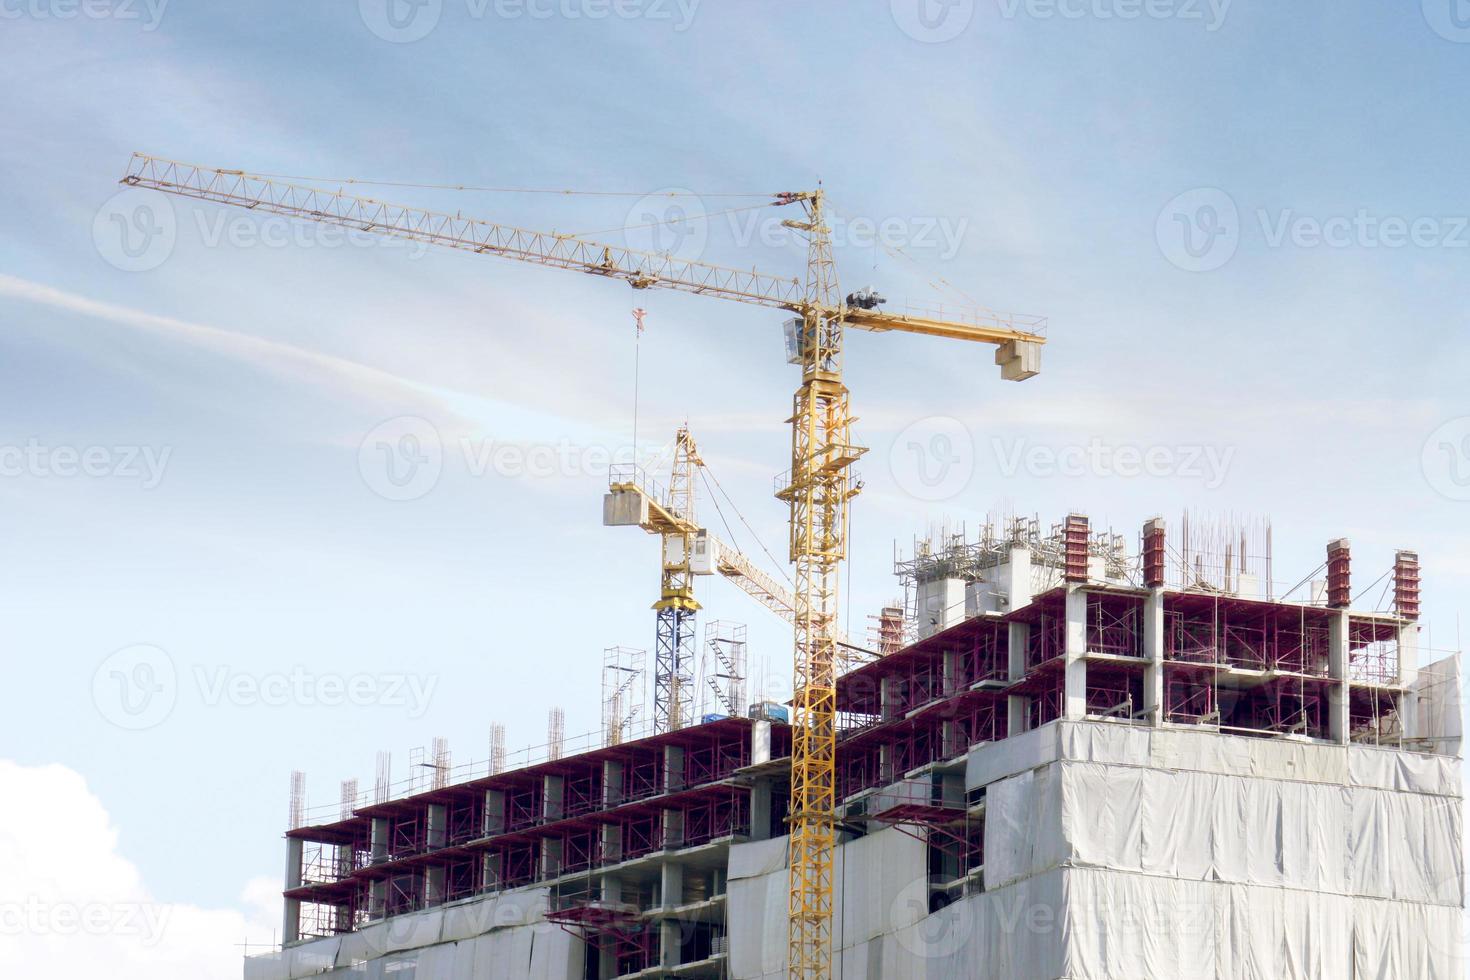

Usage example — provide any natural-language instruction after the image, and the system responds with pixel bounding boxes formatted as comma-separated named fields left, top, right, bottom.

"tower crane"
left=604, top=421, right=875, bottom=726
left=118, top=153, right=1047, bottom=979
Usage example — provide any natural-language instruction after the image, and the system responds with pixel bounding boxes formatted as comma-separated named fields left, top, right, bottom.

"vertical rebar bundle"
left=548, top=707, right=565, bottom=761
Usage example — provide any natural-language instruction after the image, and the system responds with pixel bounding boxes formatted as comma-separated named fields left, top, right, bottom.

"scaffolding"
left=602, top=646, right=646, bottom=747
left=701, top=620, right=748, bottom=719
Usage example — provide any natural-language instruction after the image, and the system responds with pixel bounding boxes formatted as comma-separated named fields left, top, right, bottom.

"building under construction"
left=245, top=513, right=1464, bottom=979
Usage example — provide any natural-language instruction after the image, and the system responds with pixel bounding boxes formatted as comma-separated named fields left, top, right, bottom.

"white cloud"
left=0, top=760, right=277, bottom=979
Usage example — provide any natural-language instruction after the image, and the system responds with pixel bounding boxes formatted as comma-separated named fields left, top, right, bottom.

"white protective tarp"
left=527, top=926, right=581, bottom=979
left=983, top=765, right=1063, bottom=890
left=836, top=827, right=927, bottom=947
left=729, top=835, right=789, bottom=880
left=889, top=869, right=1069, bottom=979
left=286, top=937, right=340, bottom=976
left=965, top=722, right=1060, bottom=791
left=1416, top=653, right=1465, bottom=758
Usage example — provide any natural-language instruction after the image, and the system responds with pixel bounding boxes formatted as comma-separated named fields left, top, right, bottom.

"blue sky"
left=2, top=1, right=1469, bottom=972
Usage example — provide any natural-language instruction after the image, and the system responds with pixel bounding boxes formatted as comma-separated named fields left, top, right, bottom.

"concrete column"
left=426, top=804, right=446, bottom=850
left=880, top=675, right=902, bottom=722
left=1007, top=622, right=1031, bottom=736
left=1399, top=623, right=1421, bottom=739
left=597, top=866, right=623, bottom=980
left=369, top=879, right=387, bottom=920
left=917, top=577, right=967, bottom=638
left=602, top=760, right=624, bottom=807
left=943, top=648, right=964, bottom=697
left=283, top=837, right=303, bottom=944
left=540, top=837, right=563, bottom=880
left=483, top=789, right=506, bottom=836
left=425, top=865, right=445, bottom=906
left=1328, top=610, right=1350, bottom=745
left=1004, top=547, right=1034, bottom=610
left=1064, top=589, right=1088, bottom=719
left=661, top=860, right=684, bottom=908
left=601, top=823, right=623, bottom=866
left=659, top=861, right=685, bottom=967
left=663, top=808, right=685, bottom=850
left=1143, top=588, right=1166, bottom=725
left=543, top=774, right=565, bottom=822
left=749, top=777, right=773, bottom=841
left=664, top=745, right=686, bottom=793
left=751, top=719, right=772, bottom=765
left=370, top=817, right=389, bottom=863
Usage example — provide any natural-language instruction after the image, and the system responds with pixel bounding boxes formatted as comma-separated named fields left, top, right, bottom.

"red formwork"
left=1088, top=593, right=1145, bottom=658
left=1164, top=663, right=1217, bottom=724
left=447, top=796, right=484, bottom=846
left=961, top=620, right=1009, bottom=686
left=546, top=891, right=660, bottom=978
left=869, top=778, right=978, bottom=867
left=1232, top=676, right=1330, bottom=738
left=282, top=718, right=768, bottom=932
left=1011, top=590, right=1068, bottom=670
left=683, top=790, right=750, bottom=847
left=835, top=690, right=1007, bottom=801
left=836, top=615, right=1011, bottom=718
left=1165, top=593, right=1333, bottom=675
left=1348, top=684, right=1403, bottom=744
left=1348, top=617, right=1401, bottom=686
left=1085, top=664, right=1144, bottom=718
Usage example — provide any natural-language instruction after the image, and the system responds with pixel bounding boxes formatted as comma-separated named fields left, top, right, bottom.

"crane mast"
left=654, top=427, right=701, bottom=732
left=120, top=153, right=1047, bottom=980
left=776, top=190, right=856, bottom=977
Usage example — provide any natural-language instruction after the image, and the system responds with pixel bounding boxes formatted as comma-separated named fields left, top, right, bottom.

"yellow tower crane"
left=605, top=422, right=877, bottom=731
left=119, top=154, right=1047, bottom=978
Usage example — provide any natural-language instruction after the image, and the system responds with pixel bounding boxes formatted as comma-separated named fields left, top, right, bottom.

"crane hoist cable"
left=700, top=460, right=794, bottom=589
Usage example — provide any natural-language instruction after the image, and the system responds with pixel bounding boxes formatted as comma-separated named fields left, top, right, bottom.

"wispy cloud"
left=0, top=274, right=638, bottom=448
